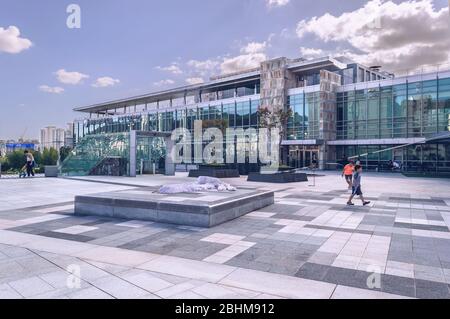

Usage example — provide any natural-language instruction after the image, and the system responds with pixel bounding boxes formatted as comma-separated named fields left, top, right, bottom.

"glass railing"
left=60, top=132, right=130, bottom=176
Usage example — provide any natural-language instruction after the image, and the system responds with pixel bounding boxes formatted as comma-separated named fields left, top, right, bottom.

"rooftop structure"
left=74, top=56, right=389, bottom=116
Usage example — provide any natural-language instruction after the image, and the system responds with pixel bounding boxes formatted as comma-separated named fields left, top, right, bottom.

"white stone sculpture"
left=159, top=176, right=236, bottom=194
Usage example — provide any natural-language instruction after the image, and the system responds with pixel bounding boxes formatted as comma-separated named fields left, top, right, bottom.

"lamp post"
left=309, top=155, right=318, bottom=187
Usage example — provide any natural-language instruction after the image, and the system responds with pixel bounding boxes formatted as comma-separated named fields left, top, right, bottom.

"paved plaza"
left=1, top=172, right=450, bottom=299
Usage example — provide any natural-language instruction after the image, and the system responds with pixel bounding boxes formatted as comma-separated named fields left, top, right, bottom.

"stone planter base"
left=188, top=167, right=240, bottom=178
left=247, top=171, right=308, bottom=183
left=44, top=166, right=58, bottom=178
left=75, top=187, right=274, bottom=228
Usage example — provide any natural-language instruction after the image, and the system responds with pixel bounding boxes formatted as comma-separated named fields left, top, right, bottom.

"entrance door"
left=305, top=151, right=311, bottom=168
left=289, top=146, right=319, bottom=169
left=289, top=148, right=303, bottom=169
left=393, top=148, right=404, bottom=170
left=136, top=136, right=166, bottom=175
left=298, top=150, right=304, bottom=168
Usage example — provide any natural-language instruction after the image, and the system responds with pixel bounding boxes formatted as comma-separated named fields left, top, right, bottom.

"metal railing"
left=391, top=61, right=450, bottom=78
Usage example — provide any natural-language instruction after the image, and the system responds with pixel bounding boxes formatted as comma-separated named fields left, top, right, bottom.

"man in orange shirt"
left=342, top=161, right=355, bottom=190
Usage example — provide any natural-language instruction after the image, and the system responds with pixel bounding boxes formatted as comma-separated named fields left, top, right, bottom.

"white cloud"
left=154, top=79, right=175, bottom=87
left=39, top=85, right=64, bottom=94
left=185, top=77, right=204, bottom=85
left=187, top=59, right=220, bottom=75
left=267, top=0, right=290, bottom=8
left=55, top=69, right=89, bottom=85
left=157, top=63, right=183, bottom=75
left=300, top=47, right=325, bottom=59
left=0, top=26, right=32, bottom=54
left=240, top=41, right=267, bottom=54
left=92, top=77, right=120, bottom=88
left=220, top=53, right=267, bottom=74
left=220, top=41, right=268, bottom=74
left=296, top=0, right=450, bottom=71
left=185, top=39, right=271, bottom=77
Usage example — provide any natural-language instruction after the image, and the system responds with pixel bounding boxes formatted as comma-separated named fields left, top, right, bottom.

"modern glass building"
left=333, top=77, right=450, bottom=172
left=65, top=56, right=450, bottom=176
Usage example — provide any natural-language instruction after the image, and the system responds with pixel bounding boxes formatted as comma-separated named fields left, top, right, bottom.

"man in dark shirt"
left=347, top=165, right=371, bottom=206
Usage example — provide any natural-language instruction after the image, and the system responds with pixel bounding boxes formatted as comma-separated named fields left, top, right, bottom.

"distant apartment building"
left=40, top=126, right=67, bottom=150
left=64, top=123, right=74, bottom=148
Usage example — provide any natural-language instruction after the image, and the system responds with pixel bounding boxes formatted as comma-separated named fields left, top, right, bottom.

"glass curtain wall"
left=74, top=98, right=261, bottom=169
left=336, top=144, right=450, bottom=173
left=287, top=92, right=320, bottom=140
left=335, top=77, right=450, bottom=172
left=337, top=78, right=450, bottom=140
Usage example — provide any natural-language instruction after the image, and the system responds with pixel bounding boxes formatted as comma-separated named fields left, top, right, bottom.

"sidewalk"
left=1, top=173, right=449, bottom=298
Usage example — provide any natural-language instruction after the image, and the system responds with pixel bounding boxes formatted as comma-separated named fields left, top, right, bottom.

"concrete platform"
left=247, top=171, right=308, bottom=183
left=74, top=187, right=274, bottom=227
left=188, top=168, right=240, bottom=178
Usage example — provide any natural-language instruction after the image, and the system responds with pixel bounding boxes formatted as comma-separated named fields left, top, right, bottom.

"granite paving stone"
left=2, top=173, right=450, bottom=298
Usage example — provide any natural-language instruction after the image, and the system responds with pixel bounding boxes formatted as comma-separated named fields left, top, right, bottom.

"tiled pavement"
left=0, top=174, right=45, bottom=180
left=1, top=174, right=450, bottom=299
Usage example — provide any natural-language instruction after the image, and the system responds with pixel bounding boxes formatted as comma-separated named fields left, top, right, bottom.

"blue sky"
left=0, top=0, right=449, bottom=140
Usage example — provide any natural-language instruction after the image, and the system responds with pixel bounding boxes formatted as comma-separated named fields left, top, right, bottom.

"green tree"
left=31, top=150, right=42, bottom=166
left=41, top=148, right=58, bottom=165
left=6, top=150, right=26, bottom=170
left=0, top=156, right=10, bottom=172
left=59, top=146, right=73, bottom=162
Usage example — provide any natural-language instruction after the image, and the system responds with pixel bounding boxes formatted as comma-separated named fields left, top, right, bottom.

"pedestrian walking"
left=347, top=165, right=371, bottom=206
left=342, top=161, right=355, bottom=190
left=24, top=150, right=35, bottom=177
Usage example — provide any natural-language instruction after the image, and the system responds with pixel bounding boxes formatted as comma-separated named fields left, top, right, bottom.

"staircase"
left=60, top=133, right=130, bottom=176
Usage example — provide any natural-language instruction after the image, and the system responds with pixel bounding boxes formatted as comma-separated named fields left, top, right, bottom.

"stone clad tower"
left=318, top=70, right=341, bottom=169
left=260, top=57, right=297, bottom=113
left=259, top=57, right=297, bottom=164
left=260, top=58, right=341, bottom=169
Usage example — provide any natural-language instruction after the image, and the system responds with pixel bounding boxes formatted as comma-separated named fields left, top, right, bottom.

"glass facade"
left=71, top=70, right=450, bottom=174
left=61, top=132, right=130, bottom=176
left=75, top=98, right=260, bottom=142
left=75, top=99, right=260, bottom=143
left=73, top=98, right=261, bottom=173
left=337, top=78, right=450, bottom=140
left=335, top=77, right=450, bottom=172
left=136, top=136, right=166, bottom=174
left=287, top=92, right=320, bottom=140
left=336, top=143, right=450, bottom=173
